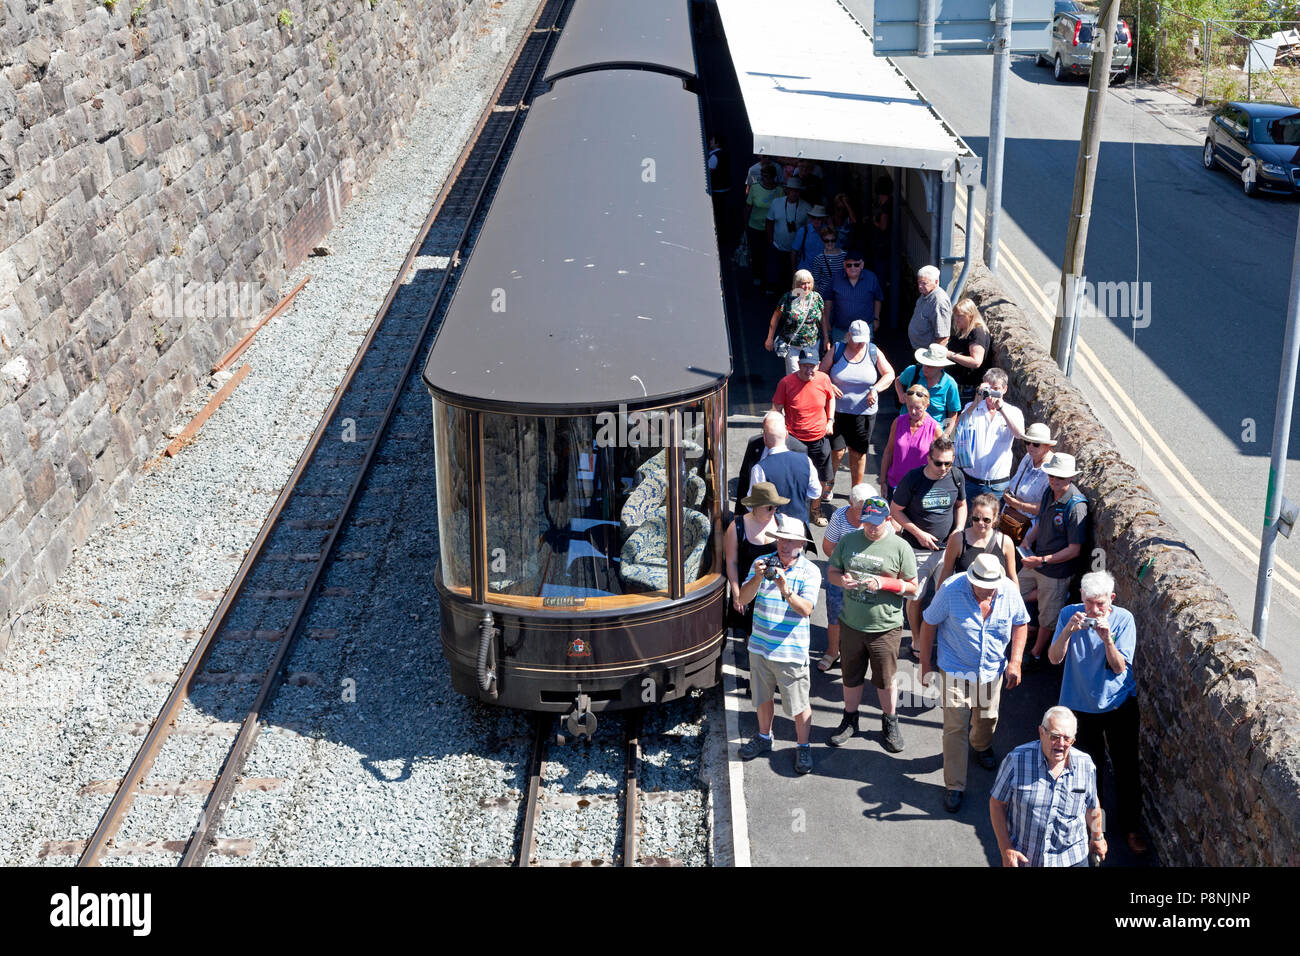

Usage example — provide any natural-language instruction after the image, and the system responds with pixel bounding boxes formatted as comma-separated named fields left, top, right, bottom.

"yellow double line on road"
left=957, top=191, right=1300, bottom=601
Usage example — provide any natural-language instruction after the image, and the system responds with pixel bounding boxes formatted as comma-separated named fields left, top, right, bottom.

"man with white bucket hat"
left=917, top=552, right=1030, bottom=813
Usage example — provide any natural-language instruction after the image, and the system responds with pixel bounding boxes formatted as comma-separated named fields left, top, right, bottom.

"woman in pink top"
left=879, top=385, right=939, bottom=494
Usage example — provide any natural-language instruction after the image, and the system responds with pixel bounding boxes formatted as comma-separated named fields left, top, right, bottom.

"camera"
left=979, top=386, right=990, bottom=398
left=761, top=561, right=781, bottom=581
left=1084, top=616, right=1099, bottom=627
left=774, top=339, right=790, bottom=359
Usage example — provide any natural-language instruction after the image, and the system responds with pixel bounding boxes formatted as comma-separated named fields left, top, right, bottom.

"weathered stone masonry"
left=0, top=0, right=491, bottom=654
left=963, top=262, right=1300, bottom=865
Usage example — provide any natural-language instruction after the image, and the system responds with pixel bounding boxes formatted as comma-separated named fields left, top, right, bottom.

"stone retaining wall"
left=0, top=0, right=491, bottom=655
left=962, top=262, right=1300, bottom=865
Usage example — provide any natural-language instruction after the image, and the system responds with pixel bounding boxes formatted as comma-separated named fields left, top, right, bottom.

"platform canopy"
left=715, top=0, right=980, bottom=182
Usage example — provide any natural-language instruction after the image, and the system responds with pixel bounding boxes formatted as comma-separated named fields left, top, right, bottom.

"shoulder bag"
left=997, top=460, right=1033, bottom=545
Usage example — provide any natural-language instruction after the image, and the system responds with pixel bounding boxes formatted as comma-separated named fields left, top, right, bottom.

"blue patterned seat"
left=619, top=508, right=713, bottom=591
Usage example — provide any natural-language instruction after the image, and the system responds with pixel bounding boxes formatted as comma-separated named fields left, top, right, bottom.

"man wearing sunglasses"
left=889, top=435, right=966, bottom=649
left=989, top=705, right=1106, bottom=866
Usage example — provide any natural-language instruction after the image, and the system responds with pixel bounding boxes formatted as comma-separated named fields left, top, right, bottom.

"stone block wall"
left=0, top=0, right=492, bottom=654
left=962, top=262, right=1300, bottom=865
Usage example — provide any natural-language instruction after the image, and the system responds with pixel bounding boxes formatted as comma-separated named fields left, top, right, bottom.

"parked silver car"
left=1037, top=10, right=1133, bottom=83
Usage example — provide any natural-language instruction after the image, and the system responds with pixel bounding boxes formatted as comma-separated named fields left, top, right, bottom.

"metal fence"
left=1139, top=2, right=1300, bottom=105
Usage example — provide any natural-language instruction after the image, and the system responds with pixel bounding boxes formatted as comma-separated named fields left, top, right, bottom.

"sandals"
left=811, top=513, right=828, bottom=527
left=817, top=653, right=839, bottom=672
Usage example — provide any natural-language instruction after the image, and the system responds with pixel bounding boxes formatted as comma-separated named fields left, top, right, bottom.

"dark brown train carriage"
left=422, top=40, right=730, bottom=733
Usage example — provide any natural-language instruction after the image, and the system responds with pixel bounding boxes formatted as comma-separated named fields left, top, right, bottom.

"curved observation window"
left=431, top=397, right=723, bottom=610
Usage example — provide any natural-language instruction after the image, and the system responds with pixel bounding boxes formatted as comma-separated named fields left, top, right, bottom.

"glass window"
left=1256, top=114, right=1300, bottom=146
left=678, top=395, right=721, bottom=587
left=432, top=399, right=474, bottom=594
left=481, top=409, right=679, bottom=602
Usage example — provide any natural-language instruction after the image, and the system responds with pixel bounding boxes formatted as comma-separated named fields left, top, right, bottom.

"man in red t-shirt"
left=773, top=349, right=837, bottom=525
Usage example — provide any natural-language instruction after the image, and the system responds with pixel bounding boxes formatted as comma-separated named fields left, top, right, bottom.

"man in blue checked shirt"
left=989, top=705, right=1107, bottom=867
left=916, top=553, right=1029, bottom=813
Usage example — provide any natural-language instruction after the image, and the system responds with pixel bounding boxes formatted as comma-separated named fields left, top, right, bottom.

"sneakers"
left=738, top=734, right=772, bottom=760
left=794, top=745, right=814, bottom=775
left=881, top=714, right=905, bottom=753
left=828, top=713, right=859, bottom=747
left=974, top=746, right=997, bottom=771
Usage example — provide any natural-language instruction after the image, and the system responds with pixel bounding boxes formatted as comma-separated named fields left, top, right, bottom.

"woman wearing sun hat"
left=726, top=483, right=785, bottom=642
left=1002, top=422, right=1056, bottom=533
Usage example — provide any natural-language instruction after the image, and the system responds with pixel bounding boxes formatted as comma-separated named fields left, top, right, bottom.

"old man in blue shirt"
left=989, top=705, right=1107, bottom=867
left=917, top=552, right=1029, bottom=812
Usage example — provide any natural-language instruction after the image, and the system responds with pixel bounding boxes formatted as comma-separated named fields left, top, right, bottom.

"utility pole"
left=1251, top=206, right=1300, bottom=647
left=983, top=0, right=1013, bottom=272
left=1051, top=0, right=1122, bottom=368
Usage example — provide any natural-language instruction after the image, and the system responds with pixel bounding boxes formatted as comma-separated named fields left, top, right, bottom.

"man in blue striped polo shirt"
left=917, top=553, right=1029, bottom=812
left=989, top=705, right=1107, bottom=867
left=736, top=514, right=821, bottom=775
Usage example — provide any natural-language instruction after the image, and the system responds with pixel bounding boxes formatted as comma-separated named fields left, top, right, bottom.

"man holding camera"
left=953, top=368, right=1024, bottom=502
left=826, top=497, right=918, bottom=752
left=737, top=514, right=822, bottom=775
left=1048, top=570, right=1146, bottom=855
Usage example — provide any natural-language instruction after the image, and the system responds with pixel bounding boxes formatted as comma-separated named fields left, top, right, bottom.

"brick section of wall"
left=961, top=262, right=1300, bottom=865
left=0, top=0, right=492, bottom=656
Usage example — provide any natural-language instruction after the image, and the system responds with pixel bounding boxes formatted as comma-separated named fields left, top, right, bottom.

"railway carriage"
left=422, top=0, right=730, bottom=734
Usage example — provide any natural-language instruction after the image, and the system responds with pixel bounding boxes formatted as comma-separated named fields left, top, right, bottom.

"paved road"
left=841, top=0, right=1300, bottom=683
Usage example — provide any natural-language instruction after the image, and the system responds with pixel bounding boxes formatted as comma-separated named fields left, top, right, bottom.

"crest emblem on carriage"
left=567, top=638, right=591, bottom=658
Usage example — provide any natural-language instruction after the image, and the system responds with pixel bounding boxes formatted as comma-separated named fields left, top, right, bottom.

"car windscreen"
left=1255, top=114, right=1300, bottom=145
left=1074, top=22, right=1128, bottom=45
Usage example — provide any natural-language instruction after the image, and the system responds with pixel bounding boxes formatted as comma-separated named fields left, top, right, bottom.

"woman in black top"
left=947, top=298, right=992, bottom=401
left=725, top=483, right=783, bottom=637
left=936, top=493, right=1017, bottom=590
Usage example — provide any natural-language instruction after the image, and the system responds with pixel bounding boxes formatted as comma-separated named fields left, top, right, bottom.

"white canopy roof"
left=716, top=0, right=981, bottom=182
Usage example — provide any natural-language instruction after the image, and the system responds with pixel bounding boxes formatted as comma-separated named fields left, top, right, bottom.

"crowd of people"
left=720, top=155, right=1146, bottom=863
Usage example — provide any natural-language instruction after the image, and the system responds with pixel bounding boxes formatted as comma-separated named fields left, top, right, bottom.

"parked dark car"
left=1038, top=10, right=1133, bottom=83
left=1203, top=101, right=1300, bottom=197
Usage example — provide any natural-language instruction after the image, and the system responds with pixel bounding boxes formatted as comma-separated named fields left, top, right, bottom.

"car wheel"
left=1112, top=69, right=1127, bottom=85
left=1054, top=55, right=1068, bottom=82
left=1242, top=160, right=1259, bottom=197
left=1202, top=139, right=1216, bottom=170
left=1036, top=53, right=1047, bottom=66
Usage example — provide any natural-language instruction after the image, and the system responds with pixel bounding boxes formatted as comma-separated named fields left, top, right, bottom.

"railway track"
left=515, top=713, right=669, bottom=867
left=69, top=0, right=573, bottom=868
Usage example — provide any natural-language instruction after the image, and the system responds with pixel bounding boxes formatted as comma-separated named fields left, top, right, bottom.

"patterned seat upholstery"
left=620, top=470, right=669, bottom=532
left=619, top=507, right=713, bottom=591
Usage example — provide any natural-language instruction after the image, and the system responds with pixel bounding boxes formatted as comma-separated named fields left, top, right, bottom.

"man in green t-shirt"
left=827, top=498, right=919, bottom=753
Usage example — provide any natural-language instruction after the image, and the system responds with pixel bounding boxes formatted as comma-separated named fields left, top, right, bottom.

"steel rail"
left=77, top=0, right=568, bottom=867
left=515, top=715, right=550, bottom=867
left=622, top=712, right=642, bottom=867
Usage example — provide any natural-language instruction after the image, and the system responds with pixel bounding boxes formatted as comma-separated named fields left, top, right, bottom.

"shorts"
left=832, top=411, right=874, bottom=455
left=827, top=581, right=844, bottom=624
left=1029, top=570, right=1072, bottom=627
left=802, top=435, right=833, bottom=483
left=840, top=624, right=903, bottom=690
left=908, top=546, right=946, bottom=605
left=749, top=653, right=811, bottom=717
